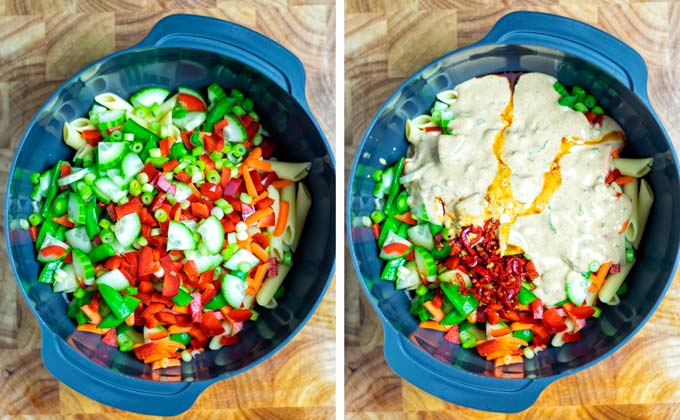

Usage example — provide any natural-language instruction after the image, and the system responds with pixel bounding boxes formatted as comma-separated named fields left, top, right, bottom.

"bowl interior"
left=349, top=43, right=680, bottom=378
left=6, top=47, right=335, bottom=381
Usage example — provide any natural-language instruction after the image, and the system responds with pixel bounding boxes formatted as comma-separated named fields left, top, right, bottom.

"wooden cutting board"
left=346, top=1, right=680, bottom=419
left=0, top=1, right=335, bottom=419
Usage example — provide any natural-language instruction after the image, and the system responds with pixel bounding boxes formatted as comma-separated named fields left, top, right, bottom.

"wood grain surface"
left=0, top=1, right=335, bottom=419
left=345, top=1, right=680, bottom=419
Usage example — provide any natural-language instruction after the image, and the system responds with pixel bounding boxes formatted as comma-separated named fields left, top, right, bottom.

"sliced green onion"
left=616, top=282, right=628, bottom=296
left=240, top=192, right=253, bottom=204
left=172, top=104, right=187, bottom=119
left=626, top=248, right=635, bottom=263
left=591, top=105, right=604, bottom=115
left=19, top=219, right=29, bottom=230
left=123, top=133, right=134, bottom=141
left=370, top=209, right=385, bottom=224
left=150, top=103, right=161, bottom=117
left=574, top=102, right=588, bottom=112
left=99, top=219, right=112, bottom=230
left=141, top=192, right=153, bottom=205
left=248, top=111, right=259, bottom=122
left=110, top=130, right=123, bottom=141
left=232, top=105, right=246, bottom=116
left=372, top=169, right=383, bottom=182
left=100, top=229, right=114, bottom=243
left=28, top=212, right=42, bottom=226
left=30, top=172, right=41, bottom=185
left=131, top=141, right=144, bottom=154
left=588, top=260, right=600, bottom=272
left=134, top=106, right=150, bottom=119
left=283, top=251, right=292, bottom=265
left=206, top=170, right=220, bottom=184
left=415, top=284, right=428, bottom=296
left=129, top=180, right=142, bottom=197
left=242, top=98, right=254, bottom=111
left=232, top=143, right=247, bottom=157
left=84, top=172, right=97, bottom=185
left=154, top=208, right=168, bottom=223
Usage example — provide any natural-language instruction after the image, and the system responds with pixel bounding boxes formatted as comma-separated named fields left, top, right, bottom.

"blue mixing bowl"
left=5, top=15, right=335, bottom=415
left=348, top=11, right=680, bottom=412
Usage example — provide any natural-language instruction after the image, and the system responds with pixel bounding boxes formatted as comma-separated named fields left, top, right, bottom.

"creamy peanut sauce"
left=403, top=72, right=632, bottom=305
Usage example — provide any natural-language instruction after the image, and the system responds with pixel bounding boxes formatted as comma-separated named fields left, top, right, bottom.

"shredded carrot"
left=467, top=311, right=477, bottom=323
left=423, top=301, right=444, bottom=322
left=242, top=166, right=258, bottom=197
left=80, top=304, right=102, bottom=325
left=237, top=237, right=252, bottom=249
left=247, top=147, right=263, bottom=162
left=589, top=261, right=613, bottom=292
left=151, top=358, right=182, bottom=370
left=254, top=263, right=268, bottom=285
left=251, top=191, right=269, bottom=205
left=274, top=200, right=289, bottom=237
left=619, top=220, right=629, bottom=234
left=490, top=327, right=511, bottom=337
left=125, top=313, right=135, bottom=327
left=494, top=354, right=524, bottom=367
left=245, top=207, right=274, bottom=226
left=251, top=242, right=269, bottom=262
left=510, top=322, right=534, bottom=331
left=76, top=324, right=110, bottom=335
left=419, top=320, right=450, bottom=332
left=611, top=148, right=621, bottom=159
left=247, top=159, right=272, bottom=172
left=271, top=179, right=293, bottom=189
left=159, top=339, right=186, bottom=351
left=614, top=176, right=635, bottom=186
left=168, top=325, right=192, bottom=334
left=393, top=212, right=417, bottom=225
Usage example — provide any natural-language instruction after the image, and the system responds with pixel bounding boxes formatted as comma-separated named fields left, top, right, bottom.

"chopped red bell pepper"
left=200, top=311, right=225, bottom=336
left=227, top=308, right=252, bottom=323
left=162, top=270, right=181, bottom=298
left=178, top=93, right=206, bottom=112
left=39, top=245, right=68, bottom=259
left=220, top=335, right=240, bottom=346
left=566, top=305, right=595, bottom=319
left=133, top=342, right=158, bottom=360
left=268, top=258, right=278, bottom=277
left=476, top=339, right=500, bottom=356
left=115, top=198, right=140, bottom=219
left=189, top=293, right=203, bottom=323
left=200, top=183, right=223, bottom=201
left=542, top=308, right=568, bottom=334
left=101, top=328, right=118, bottom=347
left=531, top=298, right=544, bottom=320
left=443, top=325, right=460, bottom=344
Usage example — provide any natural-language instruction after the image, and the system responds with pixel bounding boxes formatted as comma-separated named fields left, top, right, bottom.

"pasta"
left=634, top=179, right=654, bottom=249
left=281, top=183, right=297, bottom=246
left=612, top=158, right=653, bottom=178
left=599, top=262, right=634, bottom=305
left=268, top=161, right=311, bottom=181
left=69, top=118, right=96, bottom=132
left=158, top=93, right=178, bottom=117
left=623, top=178, right=639, bottom=244
left=292, top=183, right=312, bottom=251
left=62, top=121, right=88, bottom=150
left=94, top=93, right=133, bottom=111
left=256, top=263, right=292, bottom=306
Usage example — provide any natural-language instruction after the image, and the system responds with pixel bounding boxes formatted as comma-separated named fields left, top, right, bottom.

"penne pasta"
left=95, top=93, right=133, bottom=111
left=126, top=110, right=151, bottom=129
left=634, top=179, right=654, bottom=249
left=69, top=118, right=96, bottom=132
left=291, top=183, right=312, bottom=251
left=599, top=262, right=634, bottom=305
left=623, top=178, right=639, bottom=244
left=269, top=235, right=286, bottom=261
left=158, top=93, right=178, bottom=117
left=63, top=121, right=88, bottom=150
left=268, top=161, right=311, bottom=181
left=612, top=158, right=653, bottom=178
left=436, top=90, right=458, bottom=105
left=280, top=183, right=297, bottom=246
left=256, top=263, right=292, bottom=306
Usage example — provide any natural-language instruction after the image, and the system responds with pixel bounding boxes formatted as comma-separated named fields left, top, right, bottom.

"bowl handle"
left=135, top=14, right=308, bottom=107
left=382, top=325, right=547, bottom=413
left=40, top=324, right=209, bottom=416
left=477, top=11, right=649, bottom=101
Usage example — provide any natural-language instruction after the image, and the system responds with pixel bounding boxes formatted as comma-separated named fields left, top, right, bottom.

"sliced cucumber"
left=194, top=254, right=223, bottom=273
left=94, top=177, right=127, bottom=203
left=67, top=193, right=86, bottom=225
left=379, top=231, right=412, bottom=260
left=438, top=269, right=472, bottom=288
left=174, top=111, right=206, bottom=132
left=178, top=87, right=207, bottom=108
left=72, top=248, right=95, bottom=285
left=566, top=271, right=590, bottom=305
left=207, top=83, right=227, bottom=106
left=224, top=249, right=259, bottom=271
left=222, top=274, right=247, bottom=308
left=407, top=224, right=434, bottom=250
left=53, top=264, right=79, bottom=293
left=414, top=246, right=437, bottom=277
left=222, top=115, right=246, bottom=142
left=98, top=109, right=126, bottom=130
left=396, top=261, right=419, bottom=290
left=97, top=142, right=127, bottom=170
left=173, top=182, right=194, bottom=202
left=37, top=234, right=70, bottom=263
left=65, top=227, right=92, bottom=253
left=167, top=221, right=197, bottom=251
left=96, top=268, right=130, bottom=291
left=130, top=87, right=171, bottom=108
left=113, top=213, right=141, bottom=248
left=198, top=216, right=225, bottom=254
left=107, top=168, right=128, bottom=188
left=121, top=153, right=144, bottom=179
left=57, top=167, right=91, bottom=187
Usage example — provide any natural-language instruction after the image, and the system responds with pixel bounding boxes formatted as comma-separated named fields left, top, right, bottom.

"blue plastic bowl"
left=5, top=15, right=335, bottom=415
left=348, top=12, right=680, bottom=412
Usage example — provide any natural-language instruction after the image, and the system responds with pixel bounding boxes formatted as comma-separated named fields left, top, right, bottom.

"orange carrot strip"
left=151, top=358, right=182, bottom=370
left=510, top=322, right=534, bottom=331
left=245, top=207, right=274, bottom=227
left=611, top=148, right=621, bottom=159
left=253, top=263, right=268, bottom=285
left=251, top=191, right=269, bottom=205
left=245, top=147, right=262, bottom=163
left=419, top=320, right=451, bottom=332
left=172, top=304, right=190, bottom=314
left=614, top=176, right=635, bottom=186
left=251, top=242, right=269, bottom=262
left=168, top=325, right=192, bottom=334
left=393, top=212, right=417, bottom=225
left=274, top=200, right=289, bottom=237
left=271, top=179, right=293, bottom=189
left=76, top=324, right=110, bottom=335
left=494, top=355, right=524, bottom=367
left=589, top=261, right=613, bottom=292
left=490, top=327, right=511, bottom=337
left=80, top=305, right=102, bottom=325
left=247, top=159, right=272, bottom=172
left=237, top=237, right=252, bottom=249
left=423, top=301, right=444, bottom=322
left=242, top=166, right=258, bottom=198
left=619, top=220, right=629, bottom=234
left=125, top=313, right=135, bottom=327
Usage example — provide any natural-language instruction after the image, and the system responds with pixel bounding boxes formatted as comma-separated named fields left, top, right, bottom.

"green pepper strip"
left=381, top=258, right=406, bottom=281
left=36, top=219, right=58, bottom=250
left=513, top=329, right=534, bottom=343
left=169, top=332, right=192, bottom=346
left=41, top=161, right=63, bottom=218
left=122, top=118, right=159, bottom=143
left=38, top=260, right=63, bottom=284
left=98, top=283, right=133, bottom=320
left=378, top=216, right=402, bottom=247
left=168, top=142, right=188, bottom=159
left=85, top=199, right=101, bottom=239
left=431, top=244, right=452, bottom=260
left=440, top=282, right=478, bottom=320
left=89, top=243, right=116, bottom=263
left=204, top=97, right=235, bottom=131
left=517, top=285, right=537, bottom=305
left=384, top=158, right=405, bottom=215
left=172, top=288, right=194, bottom=306
left=204, top=293, right=228, bottom=309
